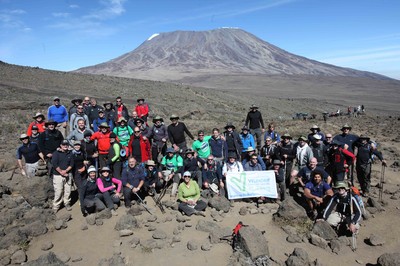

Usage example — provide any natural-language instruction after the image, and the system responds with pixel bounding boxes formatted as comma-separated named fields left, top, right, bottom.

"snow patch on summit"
left=147, top=33, right=159, bottom=41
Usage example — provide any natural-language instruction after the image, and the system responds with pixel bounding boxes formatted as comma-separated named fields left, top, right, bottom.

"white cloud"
left=69, top=4, right=79, bottom=9
left=9, top=9, right=26, bottom=15
left=84, top=0, right=126, bottom=20
left=0, top=9, right=28, bottom=30
left=52, top=12, right=70, bottom=18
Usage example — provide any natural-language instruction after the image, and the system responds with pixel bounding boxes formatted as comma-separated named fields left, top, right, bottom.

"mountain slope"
left=75, top=28, right=388, bottom=81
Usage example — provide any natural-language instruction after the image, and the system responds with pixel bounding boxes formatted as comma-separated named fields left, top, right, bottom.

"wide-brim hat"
left=99, top=122, right=110, bottom=128
left=210, top=183, right=219, bottom=193
left=224, top=122, right=235, bottom=129
left=73, top=140, right=81, bottom=146
left=117, top=117, right=127, bottom=123
left=87, top=166, right=97, bottom=174
left=146, top=160, right=156, bottom=167
left=170, top=114, right=179, bottom=120
left=332, top=181, right=349, bottom=189
left=100, top=166, right=111, bottom=173
left=152, top=116, right=163, bottom=123
left=19, top=133, right=29, bottom=140
left=103, top=101, right=113, bottom=108
left=313, top=134, right=322, bottom=140
left=246, top=147, right=255, bottom=152
left=134, top=118, right=145, bottom=124
left=71, top=98, right=83, bottom=104
left=273, top=159, right=282, bottom=165
left=281, top=133, right=292, bottom=139
left=137, top=98, right=145, bottom=102
left=32, top=112, right=45, bottom=119
left=359, top=134, right=370, bottom=140
left=341, top=124, right=352, bottom=131
left=250, top=104, right=258, bottom=109
left=298, top=136, right=307, bottom=141
left=310, top=125, right=320, bottom=131
left=242, top=126, right=250, bottom=131
left=185, top=148, right=195, bottom=155
left=166, top=147, right=175, bottom=153
left=45, top=119, right=58, bottom=126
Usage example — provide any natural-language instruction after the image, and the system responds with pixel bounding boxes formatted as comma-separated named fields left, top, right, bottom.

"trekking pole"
left=156, top=177, right=170, bottom=205
left=8, top=164, right=19, bottom=180
left=378, top=165, right=386, bottom=202
left=349, top=192, right=357, bottom=252
left=133, top=192, right=153, bottom=215
left=150, top=188, right=166, bottom=214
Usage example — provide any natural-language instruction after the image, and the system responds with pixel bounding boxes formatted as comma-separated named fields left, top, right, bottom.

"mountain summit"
left=76, top=28, right=387, bottom=81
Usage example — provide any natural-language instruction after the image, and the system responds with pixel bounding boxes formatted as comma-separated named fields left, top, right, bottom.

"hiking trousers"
left=25, top=161, right=39, bottom=178
left=53, top=173, right=72, bottom=210
left=356, top=163, right=371, bottom=193
left=98, top=191, right=120, bottom=210
left=250, top=128, right=262, bottom=151
left=178, top=200, right=207, bottom=216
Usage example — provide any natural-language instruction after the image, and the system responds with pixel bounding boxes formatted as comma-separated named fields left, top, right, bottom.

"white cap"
left=183, top=171, right=191, bottom=177
left=87, top=166, right=97, bottom=174
left=313, top=134, right=322, bottom=140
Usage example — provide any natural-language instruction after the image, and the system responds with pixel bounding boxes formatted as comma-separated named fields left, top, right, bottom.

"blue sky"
left=1, top=0, right=399, bottom=79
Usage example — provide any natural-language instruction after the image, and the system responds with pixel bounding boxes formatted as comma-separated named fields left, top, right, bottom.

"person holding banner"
left=178, top=171, right=207, bottom=217
left=270, top=159, right=286, bottom=202
left=222, top=152, right=244, bottom=199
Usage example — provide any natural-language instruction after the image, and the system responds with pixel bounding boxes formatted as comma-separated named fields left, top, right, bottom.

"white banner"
left=226, top=171, right=277, bottom=199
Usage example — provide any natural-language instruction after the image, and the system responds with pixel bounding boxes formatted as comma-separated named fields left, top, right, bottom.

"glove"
left=21, top=169, right=27, bottom=177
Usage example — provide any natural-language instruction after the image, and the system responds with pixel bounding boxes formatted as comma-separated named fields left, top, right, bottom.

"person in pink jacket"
left=96, top=166, right=122, bottom=214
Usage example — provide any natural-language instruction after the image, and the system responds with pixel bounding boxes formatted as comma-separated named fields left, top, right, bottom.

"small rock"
left=86, top=214, right=96, bottom=225
left=356, top=259, right=363, bottom=264
left=173, top=228, right=180, bottom=235
left=147, top=215, right=157, bottom=222
left=185, top=223, right=192, bottom=227
left=201, top=242, right=211, bottom=251
left=330, top=239, right=342, bottom=254
left=239, top=206, right=248, bottom=216
left=113, top=240, right=122, bottom=247
left=96, top=209, right=112, bottom=220
left=147, top=226, right=156, bottom=231
left=176, top=214, right=187, bottom=223
left=152, top=230, right=167, bottom=240
left=96, top=219, right=103, bottom=226
left=286, top=235, right=302, bottom=243
left=368, top=234, right=385, bottom=246
left=54, top=219, right=67, bottom=230
left=249, top=208, right=259, bottom=215
left=57, top=252, right=70, bottom=263
left=71, top=256, right=83, bottom=262
left=127, top=205, right=142, bottom=216
left=11, top=250, right=26, bottom=264
left=81, top=223, right=88, bottom=231
left=172, top=236, right=181, bottom=243
left=187, top=240, right=198, bottom=251
left=310, top=233, right=329, bottom=249
left=119, top=230, right=134, bottom=237
left=164, top=216, right=173, bottom=222
left=59, top=213, right=72, bottom=223
left=129, top=236, right=140, bottom=247
left=41, top=241, right=54, bottom=251
left=377, top=252, right=400, bottom=266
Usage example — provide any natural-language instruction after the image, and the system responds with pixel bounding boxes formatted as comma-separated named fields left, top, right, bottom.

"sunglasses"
left=198, top=134, right=204, bottom=136
left=326, top=137, right=332, bottom=139
left=116, top=100, right=122, bottom=102
left=134, top=131, right=140, bottom=133
left=183, top=175, right=191, bottom=178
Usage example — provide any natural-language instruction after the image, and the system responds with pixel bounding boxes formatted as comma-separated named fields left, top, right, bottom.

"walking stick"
left=349, top=192, right=357, bottom=251
left=133, top=192, right=153, bottom=215
left=150, top=188, right=166, bottom=213
left=378, top=165, right=386, bottom=202
left=8, top=164, right=19, bottom=180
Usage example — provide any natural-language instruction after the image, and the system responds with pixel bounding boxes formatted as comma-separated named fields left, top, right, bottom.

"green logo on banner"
left=231, top=172, right=247, bottom=192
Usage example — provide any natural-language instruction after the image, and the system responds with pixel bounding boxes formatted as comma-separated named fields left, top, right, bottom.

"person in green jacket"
left=113, top=117, right=133, bottom=147
left=178, top=171, right=206, bottom=216
left=108, top=132, right=122, bottom=179
left=191, top=130, right=212, bottom=161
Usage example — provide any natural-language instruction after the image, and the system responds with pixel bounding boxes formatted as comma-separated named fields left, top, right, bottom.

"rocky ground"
left=0, top=62, right=399, bottom=265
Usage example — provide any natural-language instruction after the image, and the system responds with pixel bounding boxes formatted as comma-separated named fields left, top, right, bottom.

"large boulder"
left=238, top=225, right=269, bottom=260
left=20, top=220, right=48, bottom=237
left=311, top=220, right=337, bottom=241
left=24, top=252, right=66, bottom=266
left=17, top=177, right=54, bottom=208
left=114, top=215, right=138, bottom=231
left=196, top=220, right=221, bottom=233
left=286, top=247, right=311, bottom=266
left=377, top=253, right=400, bottom=266
left=208, top=196, right=231, bottom=213
left=273, top=197, right=308, bottom=222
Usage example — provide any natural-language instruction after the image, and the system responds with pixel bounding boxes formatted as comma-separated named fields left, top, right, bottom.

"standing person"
left=270, top=160, right=286, bottom=202
left=90, top=122, right=112, bottom=169
left=69, top=105, right=89, bottom=133
left=17, top=134, right=45, bottom=178
left=114, top=96, right=129, bottom=123
left=29, top=126, right=41, bottom=143
left=326, top=140, right=355, bottom=184
left=86, top=98, right=103, bottom=129
left=354, top=135, right=387, bottom=196
left=79, top=165, right=106, bottom=216
left=245, top=104, right=265, bottom=151
left=68, top=98, right=83, bottom=117
left=71, top=141, right=87, bottom=189
left=222, top=152, right=244, bottom=198
left=323, top=181, right=362, bottom=235
left=93, top=109, right=113, bottom=132
left=47, top=96, right=68, bottom=137
left=277, top=133, right=296, bottom=186
left=295, top=136, right=314, bottom=170
left=147, top=116, right=168, bottom=163
left=27, top=112, right=46, bottom=136
left=38, top=119, right=64, bottom=176
left=51, top=140, right=74, bottom=213
left=135, top=98, right=150, bottom=122
left=103, top=101, right=117, bottom=129
left=264, top=123, right=280, bottom=145
left=208, top=128, right=228, bottom=163
left=127, top=111, right=140, bottom=130
left=183, top=149, right=203, bottom=187
left=82, top=96, right=91, bottom=113
left=127, top=126, right=151, bottom=163
left=81, top=130, right=98, bottom=169
left=333, top=124, right=359, bottom=184
left=133, top=118, right=150, bottom=137
left=260, top=136, right=279, bottom=169
left=223, top=122, right=242, bottom=160
left=192, top=130, right=212, bottom=161
left=108, top=133, right=122, bottom=179
left=121, top=157, right=146, bottom=208
left=167, top=114, right=194, bottom=154
left=113, top=117, right=133, bottom=147
left=67, top=118, right=92, bottom=144
left=97, top=166, right=122, bottom=214
left=240, top=126, right=255, bottom=159
left=178, top=171, right=207, bottom=217
left=310, top=134, right=328, bottom=168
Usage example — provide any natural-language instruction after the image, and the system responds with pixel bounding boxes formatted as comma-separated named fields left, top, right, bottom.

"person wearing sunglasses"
left=178, top=171, right=206, bottom=217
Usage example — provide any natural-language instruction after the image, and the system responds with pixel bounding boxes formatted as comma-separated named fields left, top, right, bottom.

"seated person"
left=295, top=157, right=331, bottom=187
left=243, top=153, right=263, bottom=171
left=322, top=181, right=362, bottom=235
left=96, top=166, right=122, bottom=213
left=183, top=148, right=203, bottom=187
left=304, top=169, right=333, bottom=219
left=178, top=171, right=207, bottom=216
left=202, top=155, right=224, bottom=196
left=241, top=147, right=266, bottom=170
left=121, top=157, right=146, bottom=208
left=260, top=160, right=285, bottom=203
left=143, top=160, right=163, bottom=196
left=159, top=147, right=184, bottom=198
left=80, top=166, right=106, bottom=216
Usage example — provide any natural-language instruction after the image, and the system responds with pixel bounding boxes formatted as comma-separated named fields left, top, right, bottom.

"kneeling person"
left=80, top=166, right=106, bottom=216
left=97, top=166, right=122, bottom=213
left=304, top=169, right=333, bottom=219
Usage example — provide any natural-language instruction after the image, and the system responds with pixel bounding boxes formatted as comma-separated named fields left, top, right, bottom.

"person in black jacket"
left=223, top=122, right=242, bottom=160
left=71, top=141, right=87, bottom=189
left=277, top=133, right=296, bottom=186
left=183, top=149, right=202, bottom=187
left=245, top=104, right=265, bottom=151
left=79, top=166, right=106, bottom=216
left=167, top=114, right=194, bottom=155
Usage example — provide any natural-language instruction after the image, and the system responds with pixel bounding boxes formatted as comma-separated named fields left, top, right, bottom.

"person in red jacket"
left=128, top=126, right=151, bottom=163
left=90, top=122, right=112, bottom=169
left=326, top=140, right=355, bottom=184
left=135, top=98, right=149, bottom=122
left=27, top=112, right=46, bottom=136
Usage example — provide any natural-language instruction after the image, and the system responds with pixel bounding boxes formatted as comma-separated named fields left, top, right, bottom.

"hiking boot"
left=65, top=204, right=72, bottom=211
left=194, top=210, right=206, bottom=217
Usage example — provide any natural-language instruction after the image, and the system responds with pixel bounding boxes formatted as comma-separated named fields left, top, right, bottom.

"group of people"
left=16, top=97, right=387, bottom=235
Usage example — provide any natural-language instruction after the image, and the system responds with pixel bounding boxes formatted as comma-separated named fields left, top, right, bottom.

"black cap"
left=109, top=132, right=117, bottom=138
left=83, top=130, right=92, bottom=137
